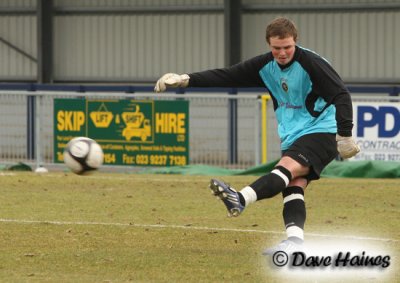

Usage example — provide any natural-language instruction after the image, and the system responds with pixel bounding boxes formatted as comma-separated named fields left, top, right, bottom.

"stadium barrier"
left=0, top=85, right=398, bottom=171
left=0, top=89, right=280, bottom=170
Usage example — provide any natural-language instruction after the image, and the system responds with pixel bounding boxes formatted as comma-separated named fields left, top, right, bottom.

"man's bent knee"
left=288, top=178, right=308, bottom=190
left=277, top=156, right=310, bottom=179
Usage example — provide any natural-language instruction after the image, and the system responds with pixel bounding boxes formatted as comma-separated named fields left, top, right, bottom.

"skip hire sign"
left=353, top=101, right=400, bottom=161
left=54, top=98, right=189, bottom=166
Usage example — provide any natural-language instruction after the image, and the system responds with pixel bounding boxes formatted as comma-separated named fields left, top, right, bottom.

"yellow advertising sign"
left=90, top=103, right=114, bottom=128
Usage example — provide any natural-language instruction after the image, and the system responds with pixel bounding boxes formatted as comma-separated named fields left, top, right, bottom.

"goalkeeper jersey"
left=188, top=46, right=353, bottom=150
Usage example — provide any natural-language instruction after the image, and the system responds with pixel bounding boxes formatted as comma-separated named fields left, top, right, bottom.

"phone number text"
left=104, top=153, right=187, bottom=166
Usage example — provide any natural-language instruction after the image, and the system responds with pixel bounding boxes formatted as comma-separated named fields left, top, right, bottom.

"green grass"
left=0, top=172, right=399, bottom=282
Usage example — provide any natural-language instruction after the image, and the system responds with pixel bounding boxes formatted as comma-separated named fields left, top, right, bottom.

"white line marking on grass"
left=0, top=218, right=398, bottom=243
left=40, top=174, right=204, bottom=183
left=0, top=172, right=16, bottom=176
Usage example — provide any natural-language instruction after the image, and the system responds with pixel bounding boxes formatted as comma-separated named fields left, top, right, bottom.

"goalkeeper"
left=154, top=17, right=360, bottom=254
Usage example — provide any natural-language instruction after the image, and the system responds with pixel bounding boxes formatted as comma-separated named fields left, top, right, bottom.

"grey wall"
left=0, top=0, right=399, bottom=83
left=53, top=13, right=224, bottom=81
left=242, top=10, right=400, bottom=83
left=0, top=3, right=36, bottom=81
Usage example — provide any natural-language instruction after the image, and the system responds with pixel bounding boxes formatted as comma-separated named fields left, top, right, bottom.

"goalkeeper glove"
left=336, top=134, right=360, bottom=159
left=154, top=73, right=190, bottom=93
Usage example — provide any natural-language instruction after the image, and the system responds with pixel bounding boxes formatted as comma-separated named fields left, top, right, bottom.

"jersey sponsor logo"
left=279, top=102, right=302, bottom=109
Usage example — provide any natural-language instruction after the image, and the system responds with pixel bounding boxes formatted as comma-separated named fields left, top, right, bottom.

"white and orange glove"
left=154, top=73, right=190, bottom=93
left=336, top=134, right=360, bottom=159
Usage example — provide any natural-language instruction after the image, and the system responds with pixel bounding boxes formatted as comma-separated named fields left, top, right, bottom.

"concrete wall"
left=0, top=0, right=398, bottom=83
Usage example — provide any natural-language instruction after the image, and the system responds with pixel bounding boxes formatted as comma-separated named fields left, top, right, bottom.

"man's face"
left=269, top=36, right=296, bottom=65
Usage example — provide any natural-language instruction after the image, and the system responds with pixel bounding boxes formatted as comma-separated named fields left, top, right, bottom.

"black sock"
left=282, top=186, right=306, bottom=241
left=249, top=166, right=292, bottom=200
left=238, top=193, right=245, bottom=206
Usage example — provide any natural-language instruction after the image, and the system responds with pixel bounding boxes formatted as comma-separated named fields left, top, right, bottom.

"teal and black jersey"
left=189, top=46, right=353, bottom=150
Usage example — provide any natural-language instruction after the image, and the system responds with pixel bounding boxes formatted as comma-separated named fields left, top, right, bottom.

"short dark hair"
left=265, top=17, right=298, bottom=44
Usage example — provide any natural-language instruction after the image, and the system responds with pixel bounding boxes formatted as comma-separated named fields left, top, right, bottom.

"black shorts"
left=282, top=133, right=337, bottom=181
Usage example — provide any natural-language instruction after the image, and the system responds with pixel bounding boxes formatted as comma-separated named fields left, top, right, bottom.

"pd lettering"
left=357, top=106, right=400, bottom=138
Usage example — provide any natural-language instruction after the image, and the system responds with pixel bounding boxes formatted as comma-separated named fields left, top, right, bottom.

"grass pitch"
left=0, top=172, right=399, bottom=282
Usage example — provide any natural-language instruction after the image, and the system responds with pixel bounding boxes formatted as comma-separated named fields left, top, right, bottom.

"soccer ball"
left=63, top=137, right=104, bottom=175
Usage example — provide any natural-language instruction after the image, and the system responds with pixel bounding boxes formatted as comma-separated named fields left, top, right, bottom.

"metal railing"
left=0, top=90, right=279, bottom=170
left=1, top=84, right=398, bottom=171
